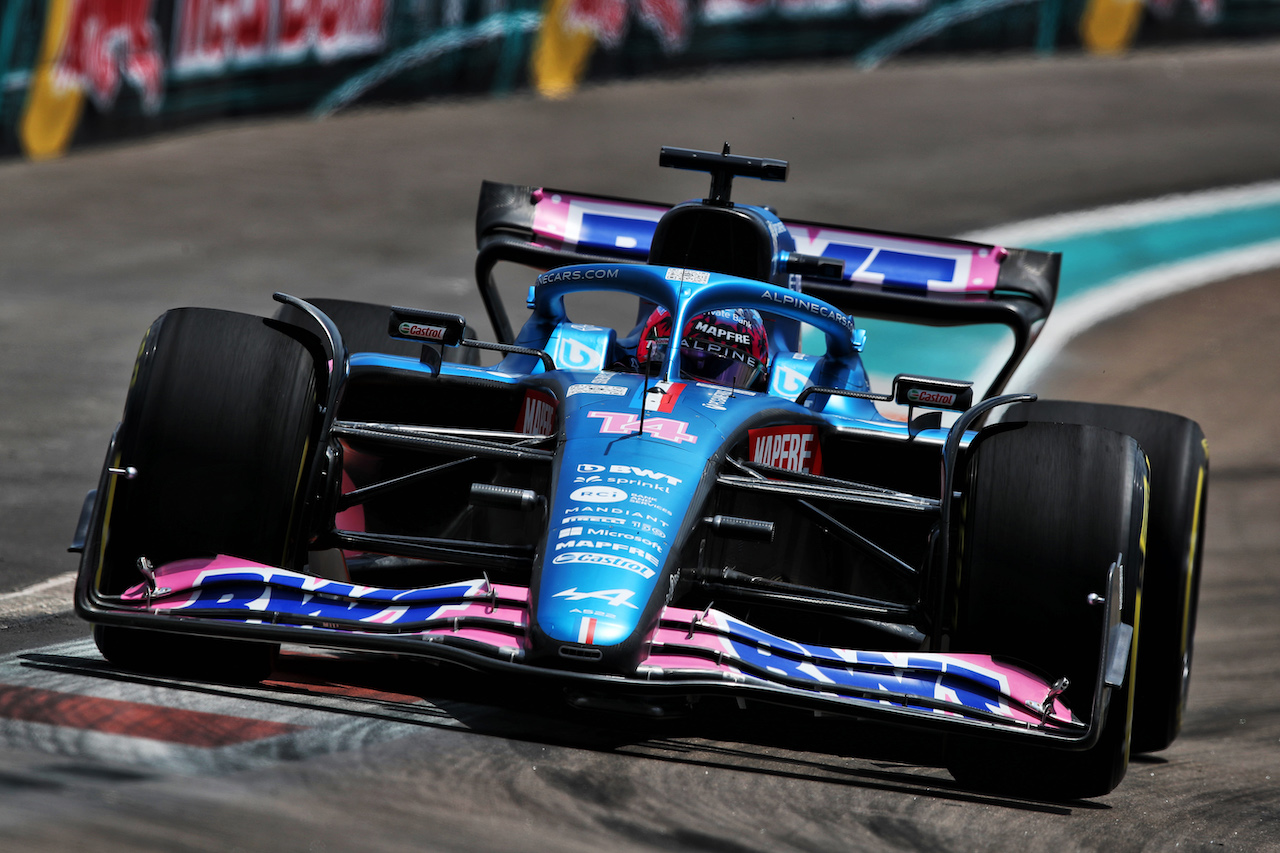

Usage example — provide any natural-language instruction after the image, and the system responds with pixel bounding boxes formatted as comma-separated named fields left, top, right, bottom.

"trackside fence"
left=1, top=0, right=1276, bottom=159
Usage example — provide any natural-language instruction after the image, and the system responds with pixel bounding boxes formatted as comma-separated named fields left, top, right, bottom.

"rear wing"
left=475, top=181, right=1060, bottom=397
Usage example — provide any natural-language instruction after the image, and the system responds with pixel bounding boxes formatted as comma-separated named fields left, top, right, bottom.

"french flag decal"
left=578, top=617, right=598, bottom=644
left=641, top=381, right=686, bottom=413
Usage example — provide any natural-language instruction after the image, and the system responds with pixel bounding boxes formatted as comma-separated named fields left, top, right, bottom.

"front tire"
left=946, top=421, right=1148, bottom=800
left=1007, top=401, right=1208, bottom=753
left=93, top=308, right=320, bottom=681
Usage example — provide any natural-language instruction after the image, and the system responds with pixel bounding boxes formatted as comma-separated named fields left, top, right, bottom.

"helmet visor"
left=679, top=345, right=764, bottom=388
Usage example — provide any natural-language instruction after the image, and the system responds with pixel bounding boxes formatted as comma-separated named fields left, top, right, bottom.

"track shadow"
left=17, top=648, right=1109, bottom=813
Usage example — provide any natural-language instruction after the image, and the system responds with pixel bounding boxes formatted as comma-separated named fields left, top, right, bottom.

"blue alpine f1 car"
left=72, top=146, right=1208, bottom=799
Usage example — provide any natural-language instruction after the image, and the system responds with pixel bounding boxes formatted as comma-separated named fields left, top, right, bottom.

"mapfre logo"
left=516, top=389, right=556, bottom=436
left=749, top=425, right=823, bottom=475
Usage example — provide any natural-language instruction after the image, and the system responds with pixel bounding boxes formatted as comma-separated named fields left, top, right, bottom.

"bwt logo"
left=906, top=388, right=956, bottom=406
left=577, top=463, right=681, bottom=486
left=398, top=322, right=446, bottom=341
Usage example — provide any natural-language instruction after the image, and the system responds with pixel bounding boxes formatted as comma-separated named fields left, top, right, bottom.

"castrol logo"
left=397, top=322, right=447, bottom=341
left=906, top=388, right=956, bottom=406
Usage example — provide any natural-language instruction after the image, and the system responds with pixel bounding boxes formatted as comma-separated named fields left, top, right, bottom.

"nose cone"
left=527, top=378, right=723, bottom=672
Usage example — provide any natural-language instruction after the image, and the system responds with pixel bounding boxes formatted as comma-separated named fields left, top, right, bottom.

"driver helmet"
left=637, top=306, right=769, bottom=389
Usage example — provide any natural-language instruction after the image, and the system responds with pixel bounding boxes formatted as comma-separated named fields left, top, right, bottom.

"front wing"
left=76, top=555, right=1095, bottom=746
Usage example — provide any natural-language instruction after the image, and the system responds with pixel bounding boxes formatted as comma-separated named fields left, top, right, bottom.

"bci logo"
left=568, top=486, right=627, bottom=503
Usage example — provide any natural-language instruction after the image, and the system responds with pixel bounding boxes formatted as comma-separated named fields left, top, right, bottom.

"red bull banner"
left=0, top=0, right=1269, bottom=158
left=173, top=0, right=388, bottom=74
left=56, top=0, right=164, bottom=111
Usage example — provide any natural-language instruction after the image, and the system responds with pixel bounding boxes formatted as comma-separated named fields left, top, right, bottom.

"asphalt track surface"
left=1, top=41, right=1278, bottom=851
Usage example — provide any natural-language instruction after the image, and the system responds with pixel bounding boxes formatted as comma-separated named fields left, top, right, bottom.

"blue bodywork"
left=76, top=147, right=1114, bottom=765
left=425, top=262, right=896, bottom=669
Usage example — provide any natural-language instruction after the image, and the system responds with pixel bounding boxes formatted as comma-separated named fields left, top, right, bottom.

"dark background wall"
left=2, top=0, right=1276, bottom=159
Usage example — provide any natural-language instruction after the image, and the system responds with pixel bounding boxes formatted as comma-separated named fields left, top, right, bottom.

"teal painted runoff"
left=850, top=199, right=1280, bottom=390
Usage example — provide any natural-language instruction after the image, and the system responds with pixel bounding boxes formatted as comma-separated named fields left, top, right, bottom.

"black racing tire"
left=274, top=297, right=481, bottom=365
left=946, top=421, right=1148, bottom=800
left=1007, top=400, right=1208, bottom=754
left=93, top=308, right=320, bottom=682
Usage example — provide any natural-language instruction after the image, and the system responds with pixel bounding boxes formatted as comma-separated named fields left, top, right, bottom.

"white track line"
left=982, top=239, right=1280, bottom=393
left=0, top=571, right=77, bottom=602
left=959, top=180, right=1280, bottom=246
left=0, top=571, right=77, bottom=621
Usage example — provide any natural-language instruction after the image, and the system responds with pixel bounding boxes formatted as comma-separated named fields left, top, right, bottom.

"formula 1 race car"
left=72, top=146, right=1208, bottom=800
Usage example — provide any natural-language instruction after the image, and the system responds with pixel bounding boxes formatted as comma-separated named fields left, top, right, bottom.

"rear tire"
left=946, top=421, right=1148, bottom=800
left=94, top=308, right=320, bottom=682
left=1007, top=401, right=1208, bottom=753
